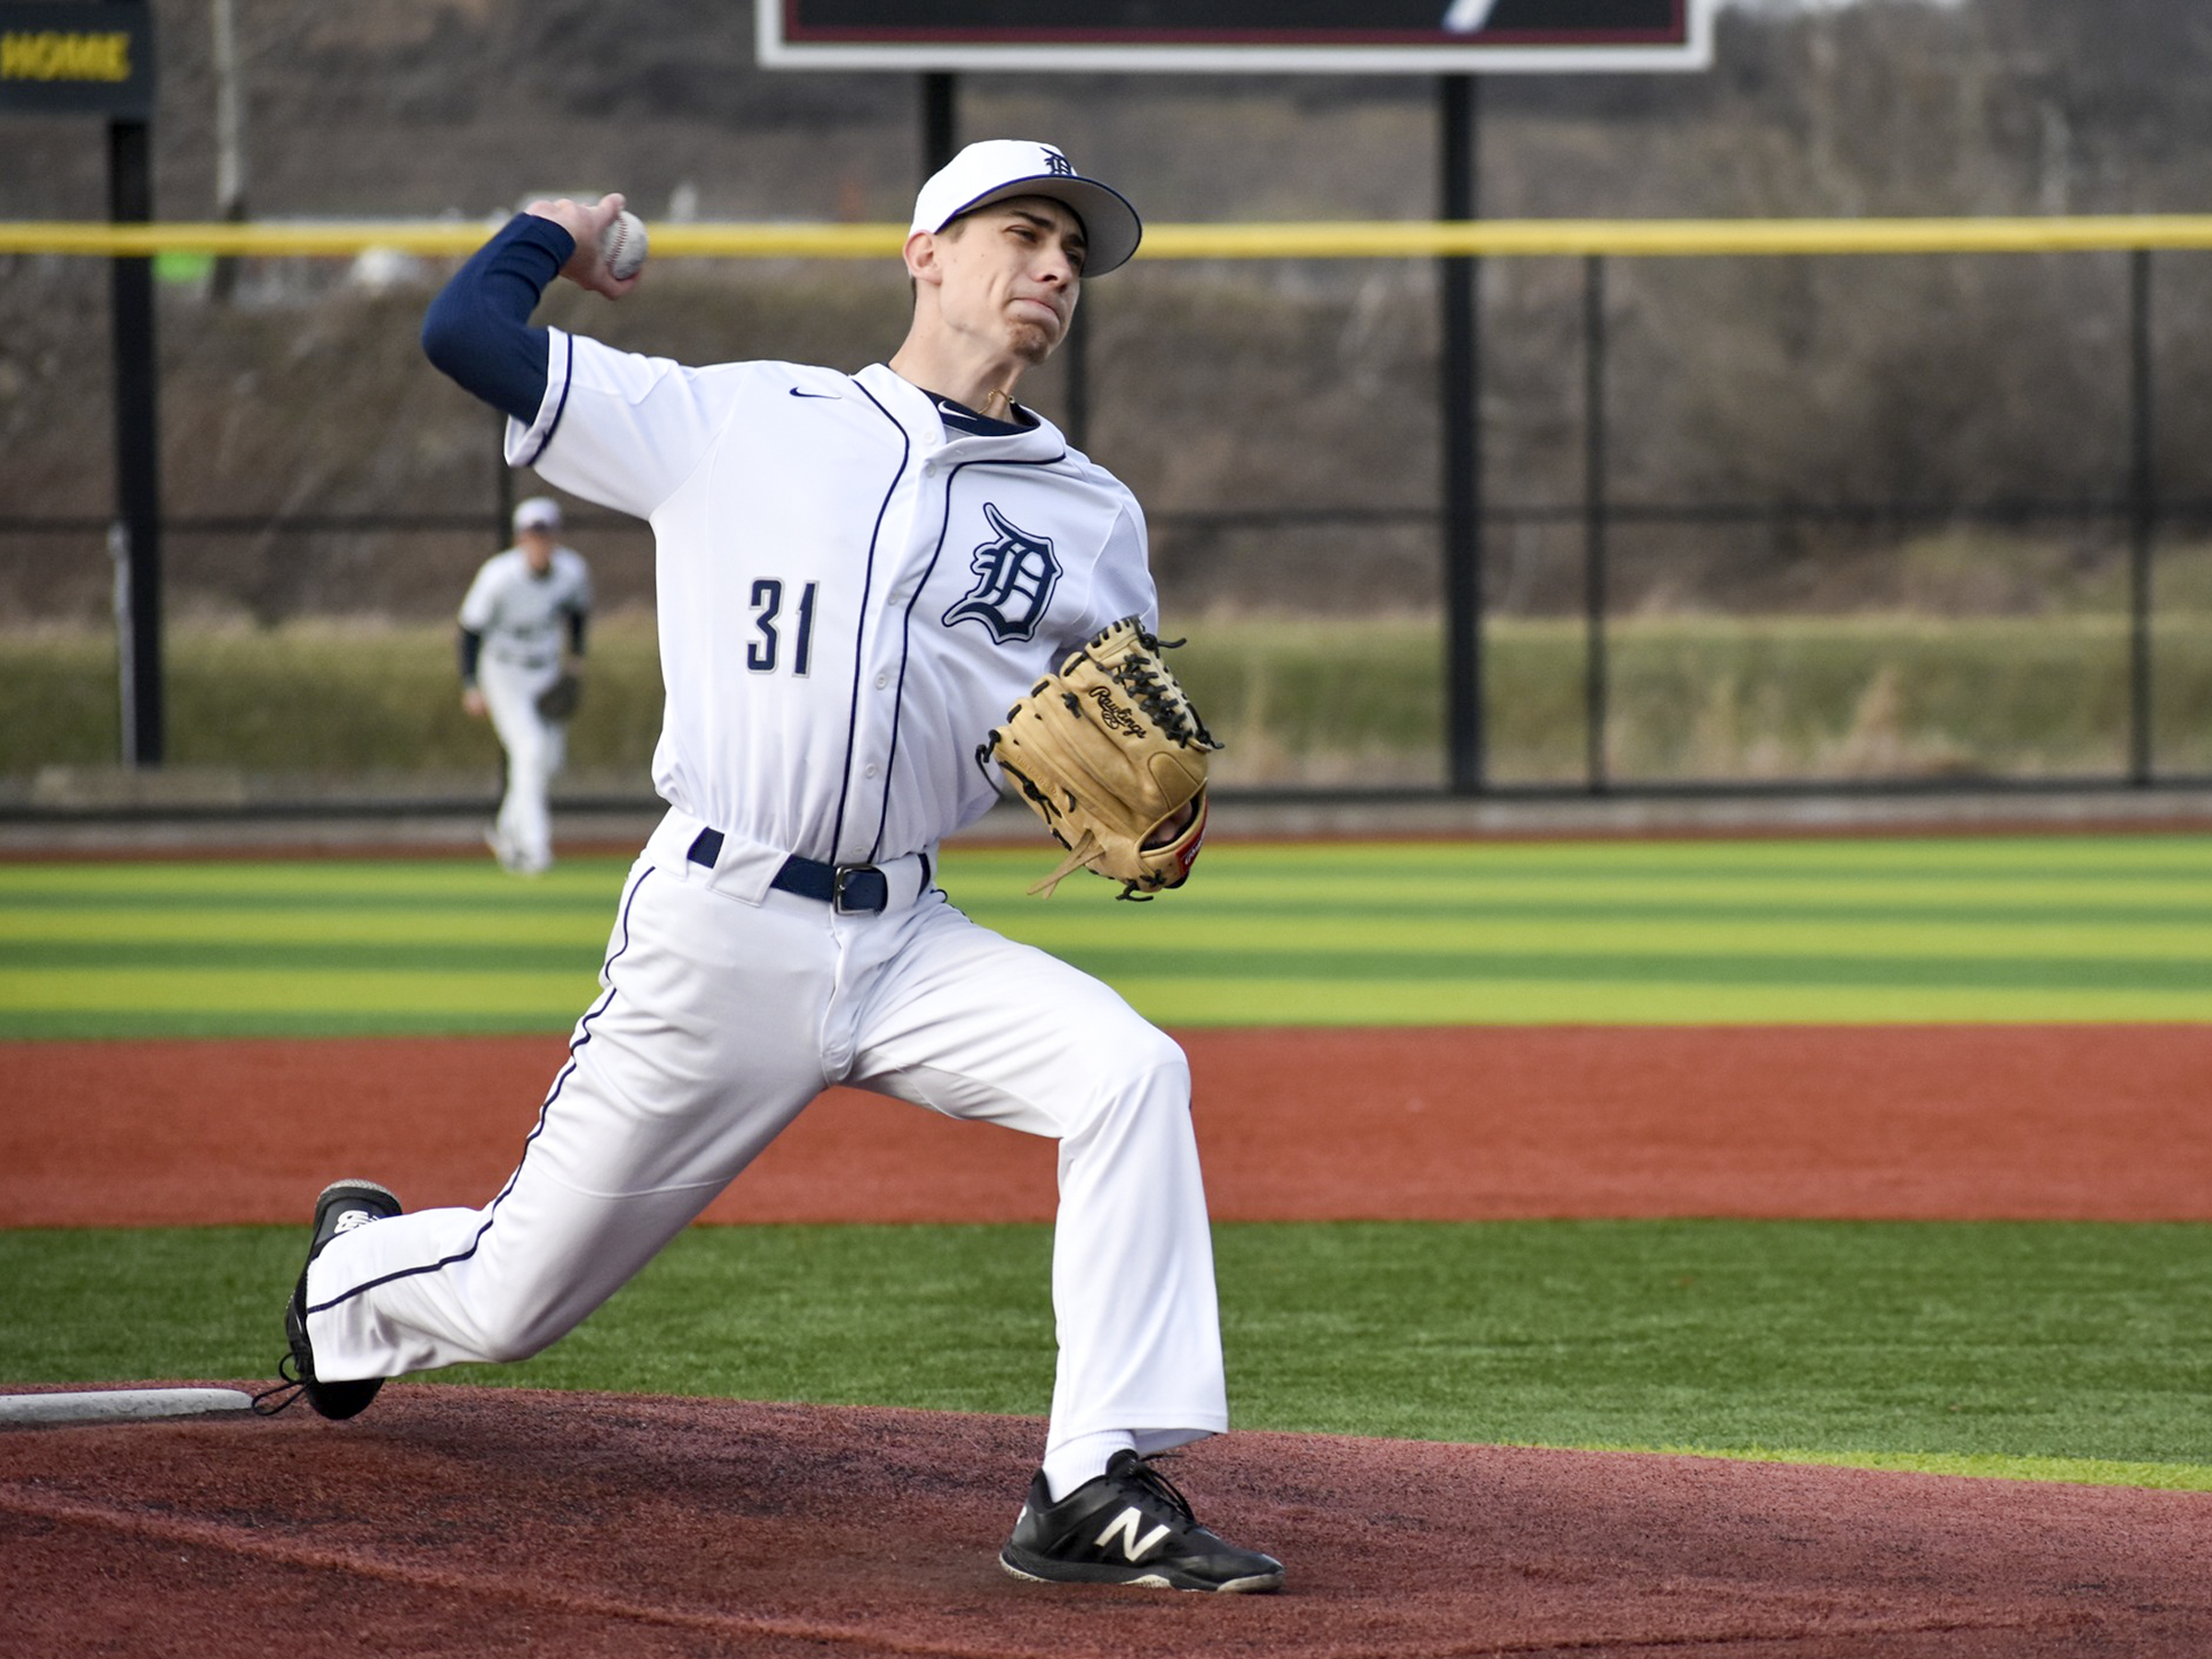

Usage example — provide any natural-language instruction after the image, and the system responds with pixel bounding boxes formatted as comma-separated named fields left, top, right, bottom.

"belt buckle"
left=831, top=864, right=888, bottom=914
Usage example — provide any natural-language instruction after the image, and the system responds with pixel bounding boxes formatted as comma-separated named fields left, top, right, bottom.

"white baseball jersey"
left=310, top=321, right=1230, bottom=1484
left=457, top=544, right=593, bottom=671
left=505, top=339, right=1155, bottom=870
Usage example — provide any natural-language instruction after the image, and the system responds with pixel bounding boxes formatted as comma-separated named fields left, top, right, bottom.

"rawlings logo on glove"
left=1086, top=685, right=1146, bottom=737
left=978, top=617, right=1222, bottom=900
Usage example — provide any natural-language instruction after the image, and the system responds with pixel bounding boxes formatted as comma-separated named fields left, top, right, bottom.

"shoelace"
left=251, top=1198, right=393, bottom=1418
left=1109, top=648, right=1218, bottom=749
left=1116, top=1454, right=1199, bottom=1526
left=250, top=1354, right=307, bottom=1417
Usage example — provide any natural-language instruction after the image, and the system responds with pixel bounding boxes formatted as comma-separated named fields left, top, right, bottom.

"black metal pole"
left=108, top=112, right=164, bottom=767
left=2126, top=247, right=2155, bottom=786
left=1583, top=254, right=1610, bottom=794
left=495, top=421, right=515, bottom=548
left=1440, top=75, right=1484, bottom=794
left=921, top=72, right=958, bottom=180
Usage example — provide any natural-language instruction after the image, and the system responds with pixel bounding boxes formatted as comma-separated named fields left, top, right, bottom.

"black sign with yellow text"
left=0, top=2, right=154, bottom=118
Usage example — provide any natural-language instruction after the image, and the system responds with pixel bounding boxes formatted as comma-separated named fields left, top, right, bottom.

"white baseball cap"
left=512, top=496, right=561, bottom=533
left=910, top=140, right=1142, bottom=276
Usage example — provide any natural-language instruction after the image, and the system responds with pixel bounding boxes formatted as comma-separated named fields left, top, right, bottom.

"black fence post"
left=494, top=418, right=515, bottom=549
left=921, top=72, right=958, bottom=179
left=108, top=110, right=163, bottom=768
left=1440, top=74, right=1484, bottom=794
left=1583, top=254, right=1610, bottom=794
left=2127, top=247, right=2156, bottom=786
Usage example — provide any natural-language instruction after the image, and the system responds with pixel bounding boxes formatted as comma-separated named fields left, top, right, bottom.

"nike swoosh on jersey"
left=789, top=386, right=841, bottom=399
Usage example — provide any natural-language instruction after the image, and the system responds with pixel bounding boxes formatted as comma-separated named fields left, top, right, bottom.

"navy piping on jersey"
left=830, top=378, right=913, bottom=862
left=867, top=452, right=1068, bottom=864
left=514, top=332, right=575, bottom=471
left=306, top=863, right=656, bottom=1319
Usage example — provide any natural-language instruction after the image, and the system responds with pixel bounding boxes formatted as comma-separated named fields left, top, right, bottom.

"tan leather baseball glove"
left=979, top=617, right=1222, bottom=900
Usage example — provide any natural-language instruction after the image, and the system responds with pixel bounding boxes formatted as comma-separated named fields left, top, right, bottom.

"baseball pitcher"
left=268, top=141, right=1279, bottom=1594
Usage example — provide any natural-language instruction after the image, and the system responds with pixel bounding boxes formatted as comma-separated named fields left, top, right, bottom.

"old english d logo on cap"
left=910, top=140, right=1143, bottom=276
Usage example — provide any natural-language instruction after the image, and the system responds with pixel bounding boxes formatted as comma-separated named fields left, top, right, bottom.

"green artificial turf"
left=4, top=833, right=2208, bottom=1038
left=5, top=1219, right=2209, bottom=1489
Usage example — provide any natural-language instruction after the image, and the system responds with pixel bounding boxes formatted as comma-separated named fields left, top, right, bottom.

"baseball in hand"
left=599, top=209, right=649, bottom=281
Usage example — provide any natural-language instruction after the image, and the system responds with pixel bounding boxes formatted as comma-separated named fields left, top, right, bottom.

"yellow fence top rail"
left=8, top=215, right=2212, bottom=261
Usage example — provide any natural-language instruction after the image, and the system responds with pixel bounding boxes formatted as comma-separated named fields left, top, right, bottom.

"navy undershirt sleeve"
left=458, top=627, right=484, bottom=684
left=421, top=215, right=577, bottom=423
left=566, top=608, right=588, bottom=656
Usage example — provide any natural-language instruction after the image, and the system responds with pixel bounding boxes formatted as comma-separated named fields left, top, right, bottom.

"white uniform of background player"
left=295, top=144, right=1279, bottom=1586
left=459, top=497, right=593, bottom=876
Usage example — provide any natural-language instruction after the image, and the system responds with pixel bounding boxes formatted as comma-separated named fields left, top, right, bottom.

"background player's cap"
left=911, top=140, right=1142, bottom=276
left=512, top=496, right=561, bottom=534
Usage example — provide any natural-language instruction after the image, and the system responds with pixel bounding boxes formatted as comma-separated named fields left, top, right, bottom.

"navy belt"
left=687, top=828, right=925, bottom=915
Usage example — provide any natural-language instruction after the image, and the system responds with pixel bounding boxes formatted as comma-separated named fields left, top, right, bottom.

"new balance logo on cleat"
left=1096, top=1507, right=1171, bottom=1562
left=999, top=1451, right=1284, bottom=1594
left=332, top=1207, right=381, bottom=1235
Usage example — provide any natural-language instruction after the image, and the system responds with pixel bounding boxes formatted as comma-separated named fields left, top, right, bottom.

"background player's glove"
left=979, top=617, right=1221, bottom=900
left=535, top=672, right=582, bottom=721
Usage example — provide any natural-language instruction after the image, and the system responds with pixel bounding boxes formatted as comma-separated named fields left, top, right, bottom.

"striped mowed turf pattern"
left=2, top=832, right=2208, bottom=1039
left=4, top=832, right=2208, bottom=1489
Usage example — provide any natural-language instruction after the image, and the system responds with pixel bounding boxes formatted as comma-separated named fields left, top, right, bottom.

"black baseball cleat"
left=999, top=1450, right=1285, bottom=1593
left=275, top=1179, right=403, bottom=1420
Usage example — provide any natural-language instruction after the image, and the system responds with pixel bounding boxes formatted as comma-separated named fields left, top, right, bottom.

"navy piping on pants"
left=307, top=862, right=657, bottom=1317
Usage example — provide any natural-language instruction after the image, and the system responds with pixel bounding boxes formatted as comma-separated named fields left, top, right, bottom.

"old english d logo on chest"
left=943, top=502, right=1062, bottom=644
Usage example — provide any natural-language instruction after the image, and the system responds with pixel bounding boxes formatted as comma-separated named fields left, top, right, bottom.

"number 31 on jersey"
left=748, top=579, right=817, bottom=675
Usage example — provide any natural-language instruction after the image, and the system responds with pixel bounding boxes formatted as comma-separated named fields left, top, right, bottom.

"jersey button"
left=875, top=673, right=889, bottom=689
left=864, top=764, right=880, bottom=779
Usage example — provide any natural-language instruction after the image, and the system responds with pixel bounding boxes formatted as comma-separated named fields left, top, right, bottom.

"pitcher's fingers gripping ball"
left=599, top=209, right=648, bottom=281
left=980, top=616, right=1221, bottom=899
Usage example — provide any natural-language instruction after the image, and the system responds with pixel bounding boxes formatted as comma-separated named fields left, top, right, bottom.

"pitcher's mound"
left=5, top=1385, right=2207, bottom=1656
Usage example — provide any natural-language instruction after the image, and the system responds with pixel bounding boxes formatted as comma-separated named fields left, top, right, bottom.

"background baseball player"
left=457, top=497, right=593, bottom=876
left=275, top=141, right=1281, bottom=1594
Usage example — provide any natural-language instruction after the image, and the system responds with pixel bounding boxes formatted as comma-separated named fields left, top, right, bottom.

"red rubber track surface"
left=6, top=1025, right=2210, bottom=1226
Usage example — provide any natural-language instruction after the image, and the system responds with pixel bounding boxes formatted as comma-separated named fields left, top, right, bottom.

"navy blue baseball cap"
left=910, top=140, right=1143, bottom=276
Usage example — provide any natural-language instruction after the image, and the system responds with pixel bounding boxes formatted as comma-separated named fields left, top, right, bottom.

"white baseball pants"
left=478, top=654, right=566, bottom=872
left=303, top=832, right=1230, bottom=1456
